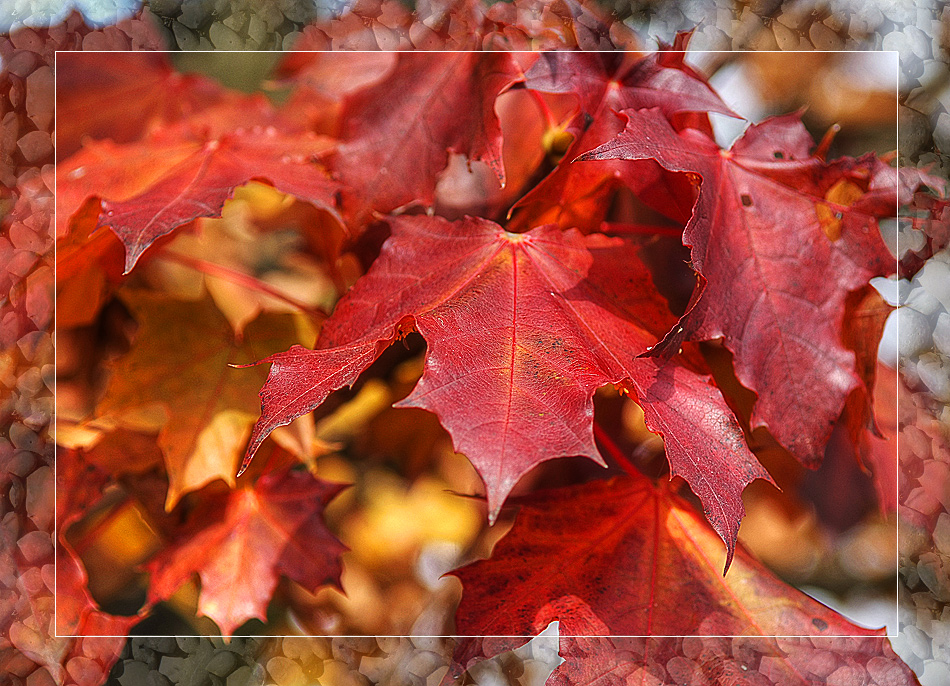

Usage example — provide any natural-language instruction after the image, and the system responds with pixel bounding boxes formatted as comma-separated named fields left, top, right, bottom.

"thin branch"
left=593, top=421, right=640, bottom=479
left=159, top=251, right=329, bottom=322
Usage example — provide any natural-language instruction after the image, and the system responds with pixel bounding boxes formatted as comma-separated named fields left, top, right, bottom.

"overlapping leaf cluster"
left=54, top=44, right=925, bottom=683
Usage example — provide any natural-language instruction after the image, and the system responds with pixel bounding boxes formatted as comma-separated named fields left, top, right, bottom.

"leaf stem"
left=593, top=421, right=640, bottom=479
left=528, top=89, right=559, bottom=131
left=158, top=251, right=329, bottom=322
left=814, top=123, right=841, bottom=161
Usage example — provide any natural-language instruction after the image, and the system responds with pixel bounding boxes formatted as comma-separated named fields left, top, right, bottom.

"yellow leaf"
left=96, top=290, right=303, bottom=509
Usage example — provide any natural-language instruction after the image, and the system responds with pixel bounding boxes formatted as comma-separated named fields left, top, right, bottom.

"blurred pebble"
left=921, top=659, right=950, bottom=686
left=908, top=624, right=934, bottom=660
left=177, top=637, right=200, bottom=653
left=468, top=659, right=507, bottom=686
left=907, top=283, right=943, bottom=318
left=209, top=22, right=244, bottom=49
left=131, top=644, right=159, bottom=669
left=144, top=637, right=178, bottom=654
left=117, top=660, right=150, bottom=686
left=146, top=672, right=174, bottom=686
left=207, top=650, right=239, bottom=677
left=885, top=30, right=915, bottom=62
left=406, top=650, right=445, bottom=678
left=265, top=656, right=303, bottom=686
left=226, top=665, right=257, bottom=686
left=823, top=12, right=846, bottom=33
left=933, top=313, right=950, bottom=358
left=918, top=259, right=950, bottom=311
left=934, top=113, right=950, bottom=155
left=159, top=655, right=185, bottom=681
left=178, top=1, right=210, bottom=29
left=282, top=31, right=301, bottom=50
left=906, top=24, right=933, bottom=59
left=808, top=21, right=842, bottom=50
left=772, top=21, right=798, bottom=50
left=918, top=354, right=950, bottom=402
left=900, top=106, right=933, bottom=159
left=896, top=306, right=933, bottom=361
left=172, top=21, right=201, bottom=50
left=150, top=0, right=184, bottom=16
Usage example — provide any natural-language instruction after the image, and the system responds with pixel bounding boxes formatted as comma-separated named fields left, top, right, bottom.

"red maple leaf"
left=579, top=108, right=897, bottom=467
left=57, top=124, right=340, bottom=274
left=145, top=467, right=345, bottom=636
left=244, top=215, right=770, bottom=564
left=328, top=52, right=526, bottom=225
left=452, top=474, right=881, bottom=638
left=55, top=447, right=111, bottom=529
left=511, top=49, right=736, bottom=233
left=55, top=52, right=243, bottom=158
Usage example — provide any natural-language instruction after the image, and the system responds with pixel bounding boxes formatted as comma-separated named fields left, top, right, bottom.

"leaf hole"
left=740, top=194, right=753, bottom=207
left=773, top=151, right=784, bottom=159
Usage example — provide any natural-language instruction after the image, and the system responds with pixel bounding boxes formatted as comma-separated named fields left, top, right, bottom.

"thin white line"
left=894, top=48, right=900, bottom=642
left=53, top=49, right=58, bottom=639
left=51, top=47, right=903, bottom=641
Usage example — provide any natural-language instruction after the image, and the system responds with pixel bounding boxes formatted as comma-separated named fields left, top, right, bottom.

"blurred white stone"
left=907, top=624, right=933, bottom=659
left=528, top=622, right=562, bottom=665
left=681, top=0, right=709, bottom=23
left=900, top=105, right=932, bottom=159
left=879, top=310, right=900, bottom=367
left=934, top=513, right=950, bottom=556
left=773, top=21, right=799, bottom=50
left=892, top=632, right=916, bottom=666
left=917, top=258, right=950, bottom=310
left=921, top=659, right=950, bottom=686
left=468, top=658, right=507, bottom=686
left=521, top=659, right=557, bottom=686
left=77, top=0, right=142, bottom=25
left=415, top=541, right=462, bottom=590
left=854, top=5, right=885, bottom=31
left=934, top=312, right=950, bottom=357
left=824, top=12, right=847, bottom=32
left=884, top=30, right=915, bottom=62
left=409, top=636, right=444, bottom=653
left=901, top=227, right=928, bottom=256
left=918, top=353, right=950, bottom=401
left=897, top=306, right=934, bottom=359
left=809, top=21, right=843, bottom=50
left=922, top=60, right=950, bottom=91
left=882, top=0, right=916, bottom=25
left=907, top=285, right=943, bottom=318
left=905, top=24, right=933, bottom=59
left=209, top=21, right=244, bottom=49
left=406, top=651, right=445, bottom=678
left=871, top=276, right=912, bottom=306
left=934, top=112, right=950, bottom=153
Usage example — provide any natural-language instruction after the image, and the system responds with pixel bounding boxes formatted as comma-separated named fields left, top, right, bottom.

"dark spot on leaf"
left=741, top=195, right=753, bottom=207
left=812, top=618, right=828, bottom=631
left=773, top=151, right=784, bottom=159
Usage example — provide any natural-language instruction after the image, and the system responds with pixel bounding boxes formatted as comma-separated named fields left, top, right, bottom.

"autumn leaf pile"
left=51, top=45, right=934, bottom=683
